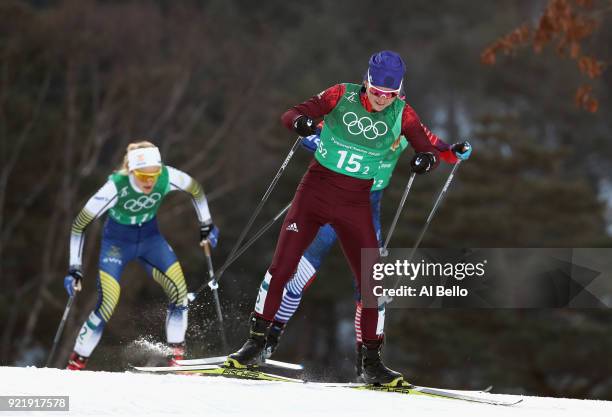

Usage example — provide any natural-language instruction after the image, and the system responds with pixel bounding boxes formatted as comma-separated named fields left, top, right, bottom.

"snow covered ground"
left=0, top=366, right=610, bottom=417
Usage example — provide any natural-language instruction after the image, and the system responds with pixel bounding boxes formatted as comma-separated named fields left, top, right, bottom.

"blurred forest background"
left=1, top=0, right=612, bottom=400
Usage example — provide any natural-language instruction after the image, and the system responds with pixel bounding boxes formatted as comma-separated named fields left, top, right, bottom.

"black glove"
left=410, top=152, right=437, bottom=174
left=293, top=115, right=317, bottom=137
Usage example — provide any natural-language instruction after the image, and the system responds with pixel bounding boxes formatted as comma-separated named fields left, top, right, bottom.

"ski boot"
left=263, top=321, right=285, bottom=359
left=66, top=352, right=88, bottom=371
left=355, top=342, right=364, bottom=380
left=361, top=340, right=406, bottom=386
left=167, top=342, right=185, bottom=366
left=225, top=314, right=270, bottom=368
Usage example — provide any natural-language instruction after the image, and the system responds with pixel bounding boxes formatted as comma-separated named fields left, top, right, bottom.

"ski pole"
left=188, top=201, right=292, bottom=300
left=214, top=137, right=301, bottom=286
left=46, top=294, right=77, bottom=367
left=411, top=160, right=462, bottom=255
left=387, top=161, right=463, bottom=299
left=380, top=172, right=416, bottom=257
left=201, top=240, right=228, bottom=351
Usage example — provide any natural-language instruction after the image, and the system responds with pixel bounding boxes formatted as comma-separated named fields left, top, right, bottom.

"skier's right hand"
left=410, top=152, right=437, bottom=174
left=300, top=132, right=321, bottom=153
left=64, top=266, right=83, bottom=297
left=452, top=141, right=472, bottom=160
left=200, top=222, right=220, bottom=248
left=293, top=115, right=317, bottom=137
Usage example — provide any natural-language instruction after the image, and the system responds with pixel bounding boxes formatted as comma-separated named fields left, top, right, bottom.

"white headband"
left=127, top=147, right=162, bottom=171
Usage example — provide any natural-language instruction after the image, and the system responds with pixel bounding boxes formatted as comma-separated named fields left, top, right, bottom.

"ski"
left=132, top=365, right=520, bottom=406
left=131, top=363, right=302, bottom=382
left=131, top=364, right=220, bottom=373
left=176, top=356, right=303, bottom=370
left=310, top=382, right=516, bottom=405
left=318, top=382, right=493, bottom=395
left=415, top=386, right=522, bottom=406
left=349, top=384, right=523, bottom=406
left=170, top=365, right=303, bottom=383
left=176, top=355, right=226, bottom=365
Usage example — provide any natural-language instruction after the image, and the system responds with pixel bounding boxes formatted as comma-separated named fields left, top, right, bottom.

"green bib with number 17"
left=315, top=83, right=405, bottom=180
left=108, top=166, right=170, bottom=225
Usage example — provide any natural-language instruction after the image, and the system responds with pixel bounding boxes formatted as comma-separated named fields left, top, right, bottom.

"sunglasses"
left=368, top=84, right=400, bottom=99
left=133, top=169, right=161, bottom=182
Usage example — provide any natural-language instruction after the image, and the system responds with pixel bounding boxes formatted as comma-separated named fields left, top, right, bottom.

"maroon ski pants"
left=253, top=161, right=383, bottom=341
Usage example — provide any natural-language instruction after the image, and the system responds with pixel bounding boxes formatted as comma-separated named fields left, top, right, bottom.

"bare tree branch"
left=148, top=70, right=192, bottom=141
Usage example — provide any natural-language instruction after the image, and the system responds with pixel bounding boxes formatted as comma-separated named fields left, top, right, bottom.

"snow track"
left=1, top=366, right=609, bottom=416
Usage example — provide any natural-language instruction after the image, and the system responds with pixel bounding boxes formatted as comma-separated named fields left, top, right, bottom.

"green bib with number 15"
left=315, top=83, right=405, bottom=180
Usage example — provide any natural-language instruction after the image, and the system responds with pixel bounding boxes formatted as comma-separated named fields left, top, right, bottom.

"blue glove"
left=452, top=141, right=472, bottom=160
left=200, top=223, right=220, bottom=248
left=64, top=267, right=83, bottom=297
left=301, top=132, right=321, bottom=153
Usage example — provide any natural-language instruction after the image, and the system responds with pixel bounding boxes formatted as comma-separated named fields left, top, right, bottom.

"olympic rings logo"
left=342, top=112, right=388, bottom=140
left=123, top=193, right=162, bottom=212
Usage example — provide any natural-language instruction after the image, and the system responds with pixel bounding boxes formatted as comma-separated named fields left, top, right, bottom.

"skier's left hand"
left=452, top=141, right=472, bottom=160
left=200, top=222, right=220, bottom=248
left=410, top=152, right=437, bottom=174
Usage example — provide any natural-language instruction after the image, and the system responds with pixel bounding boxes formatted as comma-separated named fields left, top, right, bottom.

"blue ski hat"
left=367, top=50, right=406, bottom=90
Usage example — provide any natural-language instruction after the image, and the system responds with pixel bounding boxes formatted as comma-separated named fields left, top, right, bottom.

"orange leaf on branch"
left=574, top=84, right=599, bottom=112
left=481, top=49, right=496, bottom=65
left=578, top=56, right=604, bottom=78
left=574, top=0, right=593, bottom=8
left=481, top=0, right=605, bottom=112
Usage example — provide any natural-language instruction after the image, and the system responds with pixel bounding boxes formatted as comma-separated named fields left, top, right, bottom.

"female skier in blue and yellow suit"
left=64, top=141, right=219, bottom=370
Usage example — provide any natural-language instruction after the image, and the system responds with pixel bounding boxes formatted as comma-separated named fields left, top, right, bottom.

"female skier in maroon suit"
left=227, top=51, right=440, bottom=386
